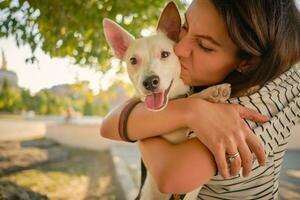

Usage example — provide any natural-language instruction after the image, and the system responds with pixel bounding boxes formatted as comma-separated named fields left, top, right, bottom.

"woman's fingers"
left=237, top=138, right=253, bottom=177
left=235, top=105, right=267, bottom=175
left=247, top=132, right=266, bottom=166
left=190, top=103, right=268, bottom=179
left=226, top=141, right=242, bottom=177
left=214, top=145, right=230, bottom=179
left=237, top=106, right=270, bottom=123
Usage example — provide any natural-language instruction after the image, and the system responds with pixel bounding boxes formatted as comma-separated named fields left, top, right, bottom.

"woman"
left=101, top=0, right=300, bottom=199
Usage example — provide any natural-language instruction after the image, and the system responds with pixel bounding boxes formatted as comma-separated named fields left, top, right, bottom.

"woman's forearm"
left=139, top=137, right=216, bottom=194
left=100, top=97, right=199, bottom=141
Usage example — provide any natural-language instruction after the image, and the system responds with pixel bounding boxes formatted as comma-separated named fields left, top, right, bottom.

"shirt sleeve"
left=227, top=66, right=300, bottom=156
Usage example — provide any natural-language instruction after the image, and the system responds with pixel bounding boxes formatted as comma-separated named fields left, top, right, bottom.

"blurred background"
left=0, top=0, right=299, bottom=199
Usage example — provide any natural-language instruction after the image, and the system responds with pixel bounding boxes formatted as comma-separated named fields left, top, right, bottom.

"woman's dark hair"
left=212, top=0, right=300, bottom=94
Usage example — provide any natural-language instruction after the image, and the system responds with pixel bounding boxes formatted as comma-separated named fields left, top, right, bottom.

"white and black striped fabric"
left=198, top=64, right=300, bottom=200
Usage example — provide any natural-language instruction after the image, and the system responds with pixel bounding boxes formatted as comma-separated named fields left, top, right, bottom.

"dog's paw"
left=190, top=83, right=231, bottom=102
left=208, top=83, right=231, bottom=103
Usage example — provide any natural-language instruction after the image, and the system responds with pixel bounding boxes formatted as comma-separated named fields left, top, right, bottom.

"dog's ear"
left=103, top=19, right=135, bottom=59
left=157, top=1, right=181, bottom=42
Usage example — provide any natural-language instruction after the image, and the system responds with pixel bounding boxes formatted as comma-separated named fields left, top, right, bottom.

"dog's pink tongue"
left=145, top=92, right=165, bottom=110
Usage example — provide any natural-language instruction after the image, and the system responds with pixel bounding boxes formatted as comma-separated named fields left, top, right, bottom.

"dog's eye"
left=130, top=57, right=137, bottom=65
left=161, top=51, right=170, bottom=59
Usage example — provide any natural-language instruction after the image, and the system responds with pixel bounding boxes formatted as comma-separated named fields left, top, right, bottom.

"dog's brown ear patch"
left=157, top=1, right=181, bottom=42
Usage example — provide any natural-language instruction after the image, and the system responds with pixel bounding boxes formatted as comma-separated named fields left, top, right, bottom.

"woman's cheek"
left=180, top=67, right=191, bottom=85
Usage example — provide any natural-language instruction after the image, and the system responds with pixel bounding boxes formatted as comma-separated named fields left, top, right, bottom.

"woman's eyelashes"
left=198, top=41, right=214, bottom=52
left=181, top=22, right=214, bottom=53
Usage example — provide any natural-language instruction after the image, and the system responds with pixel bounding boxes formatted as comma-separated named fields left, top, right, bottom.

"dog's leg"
left=184, top=186, right=202, bottom=200
left=140, top=174, right=170, bottom=200
left=190, top=83, right=231, bottom=103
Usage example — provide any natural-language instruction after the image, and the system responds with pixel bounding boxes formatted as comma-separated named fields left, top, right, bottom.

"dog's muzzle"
left=143, top=80, right=173, bottom=111
left=143, top=75, right=160, bottom=91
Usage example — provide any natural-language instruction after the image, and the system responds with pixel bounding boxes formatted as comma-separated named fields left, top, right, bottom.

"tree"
left=20, top=88, right=34, bottom=111
left=0, top=79, right=22, bottom=112
left=82, top=100, right=93, bottom=116
left=0, top=0, right=188, bottom=72
left=33, top=90, right=65, bottom=115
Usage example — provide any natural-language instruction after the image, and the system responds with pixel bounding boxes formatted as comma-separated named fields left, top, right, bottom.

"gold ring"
left=226, top=152, right=240, bottom=162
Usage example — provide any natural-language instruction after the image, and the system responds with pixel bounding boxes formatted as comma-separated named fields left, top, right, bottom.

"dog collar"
left=172, top=87, right=194, bottom=100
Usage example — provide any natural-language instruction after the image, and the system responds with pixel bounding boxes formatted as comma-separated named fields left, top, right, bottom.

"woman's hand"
left=185, top=98, right=269, bottom=179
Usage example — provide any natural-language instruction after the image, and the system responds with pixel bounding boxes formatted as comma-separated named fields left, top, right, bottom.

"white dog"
left=103, top=2, right=231, bottom=199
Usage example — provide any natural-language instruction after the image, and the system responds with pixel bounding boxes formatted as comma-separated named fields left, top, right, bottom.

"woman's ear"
left=103, top=18, right=135, bottom=59
left=157, top=1, right=181, bottom=42
left=236, top=56, right=261, bottom=73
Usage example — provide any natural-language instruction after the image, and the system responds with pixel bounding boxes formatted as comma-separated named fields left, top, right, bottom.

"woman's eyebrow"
left=184, top=13, right=221, bottom=47
left=196, top=35, right=221, bottom=47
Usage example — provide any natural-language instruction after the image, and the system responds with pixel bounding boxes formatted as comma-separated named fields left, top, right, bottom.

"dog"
left=103, top=2, right=231, bottom=199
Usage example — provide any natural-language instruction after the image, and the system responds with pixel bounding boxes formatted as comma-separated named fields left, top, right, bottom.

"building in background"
left=49, top=81, right=90, bottom=99
left=0, top=49, right=18, bottom=89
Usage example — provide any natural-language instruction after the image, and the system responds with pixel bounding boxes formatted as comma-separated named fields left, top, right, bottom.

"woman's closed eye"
left=198, top=42, right=214, bottom=53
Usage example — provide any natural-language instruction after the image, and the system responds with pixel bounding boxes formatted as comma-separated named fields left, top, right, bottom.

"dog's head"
left=103, top=2, right=187, bottom=111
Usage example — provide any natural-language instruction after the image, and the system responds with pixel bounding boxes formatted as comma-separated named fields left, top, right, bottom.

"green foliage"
left=0, top=0, right=188, bottom=71
left=20, top=88, right=34, bottom=110
left=0, top=79, right=22, bottom=112
left=0, top=1, right=190, bottom=115
left=0, top=80, right=124, bottom=116
left=33, top=90, right=65, bottom=115
left=83, top=100, right=93, bottom=116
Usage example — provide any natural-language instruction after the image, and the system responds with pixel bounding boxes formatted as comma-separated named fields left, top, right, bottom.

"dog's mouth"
left=144, top=80, right=173, bottom=111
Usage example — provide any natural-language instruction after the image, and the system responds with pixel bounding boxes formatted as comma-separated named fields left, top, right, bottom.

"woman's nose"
left=174, top=31, right=191, bottom=58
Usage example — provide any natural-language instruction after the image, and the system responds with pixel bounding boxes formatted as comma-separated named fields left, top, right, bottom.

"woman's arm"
left=139, top=137, right=216, bottom=194
left=100, top=97, right=193, bottom=141
left=100, top=96, right=268, bottom=178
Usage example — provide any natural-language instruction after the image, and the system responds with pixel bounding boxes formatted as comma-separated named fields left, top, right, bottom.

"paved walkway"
left=280, top=150, right=300, bottom=200
left=0, top=119, right=119, bottom=151
left=0, top=120, right=46, bottom=141
left=111, top=143, right=140, bottom=200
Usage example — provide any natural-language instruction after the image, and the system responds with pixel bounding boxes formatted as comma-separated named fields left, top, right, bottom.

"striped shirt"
left=198, top=65, right=300, bottom=200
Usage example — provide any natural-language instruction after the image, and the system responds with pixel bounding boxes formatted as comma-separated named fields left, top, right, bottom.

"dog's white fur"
left=103, top=2, right=231, bottom=199
left=124, top=32, right=190, bottom=108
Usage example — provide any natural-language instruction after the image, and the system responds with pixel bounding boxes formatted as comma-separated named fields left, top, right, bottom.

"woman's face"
left=175, top=0, right=242, bottom=86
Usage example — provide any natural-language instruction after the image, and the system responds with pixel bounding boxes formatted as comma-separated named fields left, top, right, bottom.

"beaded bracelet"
left=118, top=98, right=142, bottom=142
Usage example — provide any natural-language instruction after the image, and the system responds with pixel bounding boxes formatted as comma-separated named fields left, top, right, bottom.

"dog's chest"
left=162, top=128, right=194, bottom=144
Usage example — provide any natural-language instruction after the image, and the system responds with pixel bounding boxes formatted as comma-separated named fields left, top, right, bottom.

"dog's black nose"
left=143, top=75, right=160, bottom=91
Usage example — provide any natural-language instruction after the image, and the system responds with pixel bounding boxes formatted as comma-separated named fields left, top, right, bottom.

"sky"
left=0, top=36, right=111, bottom=94
left=0, top=0, right=299, bottom=95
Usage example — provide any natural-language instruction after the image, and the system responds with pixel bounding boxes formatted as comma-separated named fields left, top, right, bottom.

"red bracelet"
left=118, top=98, right=142, bottom=142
